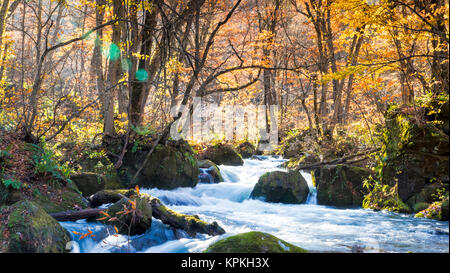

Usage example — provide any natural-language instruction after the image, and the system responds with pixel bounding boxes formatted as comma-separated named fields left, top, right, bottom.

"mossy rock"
left=204, top=231, right=308, bottom=253
left=198, top=143, right=244, bottom=166
left=0, top=200, right=71, bottom=253
left=198, top=160, right=224, bottom=183
left=415, top=197, right=449, bottom=221
left=406, top=182, right=445, bottom=212
left=119, top=139, right=199, bottom=190
left=70, top=172, right=105, bottom=197
left=250, top=170, right=309, bottom=204
left=236, top=141, right=256, bottom=159
left=382, top=106, right=449, bottom=203
left=103, top=196, right=152, bottom=235
left=29, top=183, right=88, bottom=214
left=315, top=164, right=373, bottom=207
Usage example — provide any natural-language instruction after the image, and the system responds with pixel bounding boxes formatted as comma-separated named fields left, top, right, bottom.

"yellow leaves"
left=99, top=210, right=111, bottom=218
left=128, top=199, right=137, bottom=211
left=132, top=52, right=150, bottom=61
left=74, top=229, right=95, bottom=241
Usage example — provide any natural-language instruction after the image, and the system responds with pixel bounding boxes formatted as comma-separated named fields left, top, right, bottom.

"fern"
left=2, top=178, right=22, bottom=190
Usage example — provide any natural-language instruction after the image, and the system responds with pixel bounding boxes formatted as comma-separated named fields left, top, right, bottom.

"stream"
left=60, top=156, right=449, bottom=253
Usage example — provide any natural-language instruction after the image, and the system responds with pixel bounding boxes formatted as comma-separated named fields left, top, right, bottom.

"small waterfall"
left=198, top=168, right=214, bottom=183
left=300, top=170, right=317, bottom=205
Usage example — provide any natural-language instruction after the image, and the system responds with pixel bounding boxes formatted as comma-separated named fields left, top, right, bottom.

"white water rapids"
left=60, top=156, right=449, bottom=253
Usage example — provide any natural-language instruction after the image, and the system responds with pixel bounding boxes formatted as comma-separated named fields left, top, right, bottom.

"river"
left=60, top=156, right=449, bottom=253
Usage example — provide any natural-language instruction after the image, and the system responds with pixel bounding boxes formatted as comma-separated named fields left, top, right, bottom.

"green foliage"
left=362, top=176, right=411, bottom=213
left=26, top=139, right=72, bottom=185
left=2, top=178, right=22, bottom=190
left=131, top=124, right=156, bottom=136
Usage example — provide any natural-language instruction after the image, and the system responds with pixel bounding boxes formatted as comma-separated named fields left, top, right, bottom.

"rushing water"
left=60, top=156, right=449, bottom=253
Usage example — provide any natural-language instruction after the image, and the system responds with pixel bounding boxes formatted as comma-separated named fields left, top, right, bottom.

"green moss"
left=104, top=196, right=152, bottom=235
left=31, top=186, right=87, bottom=214
left=0, top=200, right=70, bottom=253
left=205, top=231, right=308, bottom=253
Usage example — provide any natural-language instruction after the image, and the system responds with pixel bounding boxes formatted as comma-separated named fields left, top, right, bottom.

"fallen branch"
left=50, top=208, right=104, bottom=222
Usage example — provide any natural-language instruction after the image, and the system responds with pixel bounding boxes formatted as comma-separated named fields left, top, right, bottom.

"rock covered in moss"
left=103, top=195, right=152, bottom=235
left=29, top=182, right=88, bottom=213
left=250, top=171, right=309, bottom=204
left=362, top=182, right=411, bottom=214
left=382, top=106, right=449, bottom=203
left=198, top=160, right=224, bottom=183
left=0, top=200, right=71, bottom=253
left=70, top=172, right=105, bottom=197
left=315, top=164, right=372, bottom=207
left=205, top=231, right=308, bottom=253
left=198, top=143, right=243, bottom=166
left=236, top=141, right=256, bottom=159
left=415, top=197, right=449, bottom=221
left=406, top=183, right=445, bottom=213
left=119, top=139, right=199, bottom=190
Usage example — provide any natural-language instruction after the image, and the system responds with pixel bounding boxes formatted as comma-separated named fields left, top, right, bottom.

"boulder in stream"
left=198, top=160, right=223, bottom=183
left=204, top=231, right=308, bottom=253
left=250, top=170, right=309, bottom=204
left=315, top=164, right=372, bottom=207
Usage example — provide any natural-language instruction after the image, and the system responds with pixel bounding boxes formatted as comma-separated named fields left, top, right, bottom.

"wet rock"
left=315, top=164, right=373, bottom=207
left=103, top=195, right=153, bottom=235
left=198, top=160, right=224, bottom=183
left=250, top=170, right=309, bottom=204
left=204, top=231, right=308, bottom=253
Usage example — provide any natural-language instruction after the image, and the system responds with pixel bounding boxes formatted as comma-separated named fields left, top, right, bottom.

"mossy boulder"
left=119, top=139, right=199, bottom=190
left=0, top=200, right=71, bottom=253
left=198, top=160, right=224, bottom=183
left=29, top=183, right=88, bottom=214
left=204, top=231, right=308, bottom=253
left=103, top=195, right=152, bottom=235
left=236, top=141, right=257, bottom=159
left=406, top=182, right=445, bottom=213
left=70, top=172, right=105, bottom=197
left=198, top=143, right=244, bottom=166
left=250, top=171, right=309, bottom=204
left=315, top=164, right=372, bottom=207
left=415, top=197, right=449, bottom=221
left=381, top=106, right=449, bottom=203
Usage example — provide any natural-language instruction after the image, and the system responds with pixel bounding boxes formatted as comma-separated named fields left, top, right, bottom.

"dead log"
left=50, top=208, right=105, bottom=221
